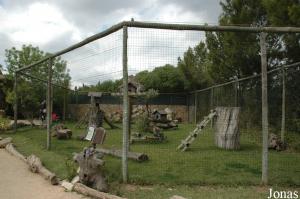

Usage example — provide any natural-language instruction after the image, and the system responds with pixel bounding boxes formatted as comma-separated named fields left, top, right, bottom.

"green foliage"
left=65, top=158, right=77, bottom=181
left=0, top=116, right=10, bottom=131
left=78, top=79, right=122, bottom=93
left=4, top=45, right=70, bottom=118
left=135, top=114, right=150, bottom=133
left=178, top=42, right=212, bottom=90
left=136, top=64, right=185, bottom=93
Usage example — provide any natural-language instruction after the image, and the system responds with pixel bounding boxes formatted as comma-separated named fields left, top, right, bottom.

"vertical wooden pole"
left=63, top=90, right=66, bottom=121
left=260, top=32, right=269, bottom=185
left=210, top=87, right=214, bottom=128
left=122, top=25, right=129, bottom=183
left=13, top=72, right=18, bottom=132
left=47, top=59, right=53, bottom=150
left=234, top=79, right=239, bottom=107
left=75, top=86, right=78, bottom=105
left=281, top=66, right=286, bottom=144
left=194, top=92, right=197, bottom=124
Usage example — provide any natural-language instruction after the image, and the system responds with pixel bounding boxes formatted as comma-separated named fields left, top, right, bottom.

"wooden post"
left=260, top=32, right=269, bottom=185
left=210, top=88, right=214, bottom=128
left=63, top=90, right=66, bottom=121
left=281, top=66, right=286, bottom=144
left=13, top=72, right=18, bottom=132
left=194, top=92, right=197, bottom=124
left=122, top=25, right=129, bottom=183
left=47, top=59, right=53, bottom=150
left=234, top=79, right=239, bottom=107
left=75, top=86, right=78, bottom=105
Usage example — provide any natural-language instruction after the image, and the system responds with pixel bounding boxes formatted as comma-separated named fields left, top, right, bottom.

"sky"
left=0, top=0, right=222, bottom=87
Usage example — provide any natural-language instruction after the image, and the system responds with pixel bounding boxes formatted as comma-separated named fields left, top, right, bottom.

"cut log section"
left=214, top=107, right=240, bottom=150
left=0, top=137, right=12, bottom=148
left=27, top=154, right=59, bottom=185
left=96, top=148, right=149, bottom=162
left=73, top=183, right=126, bottom=199
left=56, top=129, right=72, bottom=139
left=5, top=143, right=27, bottom=162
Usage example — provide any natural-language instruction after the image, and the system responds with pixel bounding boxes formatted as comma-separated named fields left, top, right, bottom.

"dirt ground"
left=0, top=149, right=88, bottom=199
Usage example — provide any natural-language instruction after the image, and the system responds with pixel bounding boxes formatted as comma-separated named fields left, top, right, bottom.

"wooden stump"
left=27, top=154, right=58, bottom=185
left=214, top=107, right=240, bottom=150
left=74, top=148, right=108, bottom=192
left=57, top=129, right=72, bottom=139
left=0, top=137, right=12, bottom=148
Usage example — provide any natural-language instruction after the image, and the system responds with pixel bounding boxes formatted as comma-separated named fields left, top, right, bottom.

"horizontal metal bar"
left=18, top=71, right=71, bottom=90
left=191, top=62, right=300, bottom=93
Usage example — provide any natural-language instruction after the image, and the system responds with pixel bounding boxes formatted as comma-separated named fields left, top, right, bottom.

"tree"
left=135, top=64, right=185, bottom=93
left=4, top=45, right=71, bottom=118
left=178, top=42, right=212, bottom=90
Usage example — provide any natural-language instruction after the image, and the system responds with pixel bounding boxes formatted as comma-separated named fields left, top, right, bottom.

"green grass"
left=112, top=184, right=300, bottom=199
left=1, top=122, right=299, bottom=188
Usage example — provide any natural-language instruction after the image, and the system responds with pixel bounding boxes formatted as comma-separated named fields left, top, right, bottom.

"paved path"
left=0, top=149, right=87, bottom=199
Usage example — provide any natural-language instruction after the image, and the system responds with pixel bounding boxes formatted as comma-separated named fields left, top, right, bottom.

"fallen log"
left=73, top=183, right=126, bottom=199
left=5, top=143, right=27, bottom=162
left=27, top=154, right=59, bottom=185
left=0, top=137, right=12, bottom=148
left=96, top=148, right=148, bottom=162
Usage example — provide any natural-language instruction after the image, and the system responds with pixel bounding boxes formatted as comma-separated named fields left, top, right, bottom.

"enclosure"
left=11, top=21, right=300, bottom=187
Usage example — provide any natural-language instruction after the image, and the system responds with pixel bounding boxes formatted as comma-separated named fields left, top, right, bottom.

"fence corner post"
left=281, top=66, right=286, bottom=144
left=122, top=25, right=129, bottom=183
left=13, top=71, right=18, bottom=132
left=46, top=58, right=53, bottom=150
left=260, top=32, right=269, bottom=185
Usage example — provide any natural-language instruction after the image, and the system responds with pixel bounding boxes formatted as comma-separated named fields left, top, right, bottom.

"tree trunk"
left=214, top=107, right=240, bottom=150
left=73, top=149, right=108, bottom=192
left=0, top=137, right=12, bottom=148
left=96, top=148, right=148, bottom=162
left=73, top=183, right=125, bottom=199
left=5, top=143, right=26, bottom=162
left=26, top=154, right=58, bottom=185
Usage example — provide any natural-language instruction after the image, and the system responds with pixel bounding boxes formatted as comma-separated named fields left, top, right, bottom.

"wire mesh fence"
left=12, top=21, right=300, bottom=186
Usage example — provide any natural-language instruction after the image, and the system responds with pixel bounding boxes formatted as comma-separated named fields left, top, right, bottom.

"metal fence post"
left=260, top=32, right=269, bottom=185
left=13, top=72, right=18, bottom=132
left=281, top=66, right=286, bottom=144
left=47, top=59, right=53, bottom=150
left=122, top=25, right=129, bottom=183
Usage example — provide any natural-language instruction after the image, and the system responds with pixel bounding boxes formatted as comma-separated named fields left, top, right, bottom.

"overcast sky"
left=0, top=0, right=222, bottom=87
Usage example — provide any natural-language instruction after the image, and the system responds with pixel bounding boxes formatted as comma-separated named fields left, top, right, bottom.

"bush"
left=0, top=116, right=10, bottom=131
left=136, top=114, right=150, bottom=133
left=65, top=158, right=77, bottom=181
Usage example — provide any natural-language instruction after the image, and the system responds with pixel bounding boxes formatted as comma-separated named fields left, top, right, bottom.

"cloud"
left=0, top=0, right=222, bottom=87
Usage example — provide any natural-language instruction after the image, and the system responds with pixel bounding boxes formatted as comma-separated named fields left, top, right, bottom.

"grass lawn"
left=1, top=122, right=300, bottom=198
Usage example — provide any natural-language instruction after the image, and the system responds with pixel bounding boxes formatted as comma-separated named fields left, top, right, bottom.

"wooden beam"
left=281, top=66, right=286, bottom=143
left=13, top=72, right=18, bottom=132
left=47, top=59, right=53, bottom=150
left=16, top=21, right=300, bottom=73
left=122, top=26, right=129, bottom=183
left=260, top=32, right=269, bottom=185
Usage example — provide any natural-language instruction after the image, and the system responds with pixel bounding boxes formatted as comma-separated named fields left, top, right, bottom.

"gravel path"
left=0, top=149, right=87, bottom=199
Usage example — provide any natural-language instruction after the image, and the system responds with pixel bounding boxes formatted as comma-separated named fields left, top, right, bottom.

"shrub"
left=136, top=114, right=150, bottom=133
left=0, top=116, right=10, bottom=131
